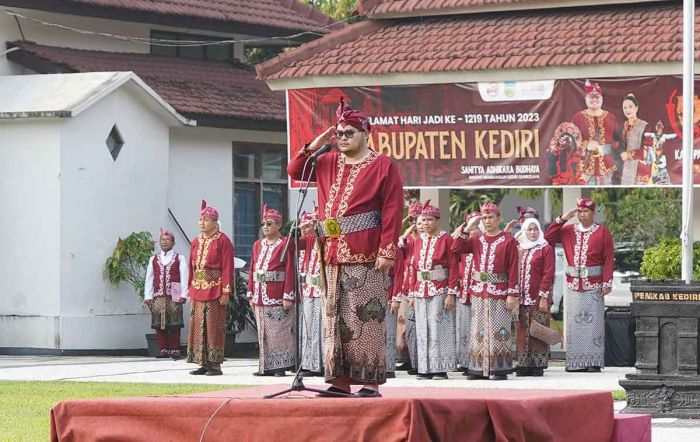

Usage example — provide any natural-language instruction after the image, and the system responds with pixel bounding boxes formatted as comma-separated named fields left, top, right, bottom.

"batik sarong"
left=187, top=299, right=226, bottom=365
left=254, top=305, right=296, bottom=373
left=468, top=297, right=513, bottom=376
left=323, top=263, right=389, bottom=385
left=456, top=302, right=471, bottom=370
left=415, top=293, right=457, bottom=374
left=386, top=306, right=397, bottom=374
left=403, top=299, right=418, bottom=369
left=150, top=296, right=184, bottom=330
left=566, top=289, right=605, bottom=370
left=516, top=305, right=550, bottom=369
left=301, top=297, right=323, bottom=372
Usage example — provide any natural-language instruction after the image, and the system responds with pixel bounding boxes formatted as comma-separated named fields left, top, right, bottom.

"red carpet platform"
left=51, top=385, right=617, bottom=441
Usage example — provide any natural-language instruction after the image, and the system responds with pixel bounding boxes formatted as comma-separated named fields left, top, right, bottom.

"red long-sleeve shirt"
left=188, top=232, right=234, bottom=302
left=450, top=231, right=519, bottom=299
left=409, top=231, right=459, bottom=299
left=518, top=244, right=555, bottom=305
left=544, top=218, right=614, bottom=292
left=287, top=149, right=403, bottom=265
left=246, top=237, right=296, bottom=306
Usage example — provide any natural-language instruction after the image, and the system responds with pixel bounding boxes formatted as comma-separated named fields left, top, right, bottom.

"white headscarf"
left=518, top=218, right=548, bottom=250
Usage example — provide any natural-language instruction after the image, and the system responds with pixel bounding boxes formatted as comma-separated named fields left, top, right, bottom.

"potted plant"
left=225, top=268, right=257, bottom=357
left=104, top=231, right=156, bottom=355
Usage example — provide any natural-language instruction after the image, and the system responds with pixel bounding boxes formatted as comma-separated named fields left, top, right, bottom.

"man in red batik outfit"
left=571, top=80, right=620, bottom=185
left=247, top=205, right=296, bottom=377
left=450, top=202, right=519, bottom=380
left=144, top=228, right=188, bottom=359
left=287, top=98, right=403, bottom=398
left=545, top=198, right=614, bottom=373
left=408, top=200, right=458, bottom=380
left=187, top=200, right=234, bottom=376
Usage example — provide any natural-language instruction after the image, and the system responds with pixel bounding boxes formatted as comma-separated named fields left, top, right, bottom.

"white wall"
left=0, top=119, right=62, bottom=347
left=57, top=86, right=173, bottom=349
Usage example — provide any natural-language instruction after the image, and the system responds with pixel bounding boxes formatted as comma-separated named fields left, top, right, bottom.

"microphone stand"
left=265, top=151, right=350, bottom=399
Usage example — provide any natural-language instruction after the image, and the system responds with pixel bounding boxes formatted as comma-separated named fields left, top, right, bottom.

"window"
left=105, top=124, right=124, bottom=161
left=233, top=143, right=288, bottom=265
left=150, top=30, right=233, bottom=61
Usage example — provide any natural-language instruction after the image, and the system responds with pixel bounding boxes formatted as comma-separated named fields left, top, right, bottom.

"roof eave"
left=263, top=62, right=688, bottom=90
left=358, top=0, right=668, bottom=19
left=0, top=0, right=338, bottom=43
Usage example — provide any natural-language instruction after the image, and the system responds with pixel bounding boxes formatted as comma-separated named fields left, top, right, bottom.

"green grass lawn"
left=0, top=381, right=239, bottom=442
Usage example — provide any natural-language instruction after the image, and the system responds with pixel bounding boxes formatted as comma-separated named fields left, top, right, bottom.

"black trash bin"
left=604, top=309, right=636, bottom=366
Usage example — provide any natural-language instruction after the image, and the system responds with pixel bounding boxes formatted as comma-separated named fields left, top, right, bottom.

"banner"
left=287, top=76, right=700, bottom=188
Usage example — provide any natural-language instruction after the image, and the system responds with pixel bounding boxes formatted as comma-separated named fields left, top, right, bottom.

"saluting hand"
left=504, top=219, right=517, bottom=234
left=561, top=207, right=579, bottom=221
left=452, top=223, right=465, bottom=239
left=308, top=126, right=335, bottom=152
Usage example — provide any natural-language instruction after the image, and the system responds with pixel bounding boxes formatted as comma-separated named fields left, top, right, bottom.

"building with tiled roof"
left=0, top=1, right=335, bottom=353
left=258, top=0, right=687, bottom=88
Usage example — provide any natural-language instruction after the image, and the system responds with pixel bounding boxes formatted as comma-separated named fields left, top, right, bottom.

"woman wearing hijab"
left=515, top=218, right=555, bottom=377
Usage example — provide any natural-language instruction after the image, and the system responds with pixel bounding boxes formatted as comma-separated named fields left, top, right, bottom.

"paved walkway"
left=1, top=356, right=698, bottom=440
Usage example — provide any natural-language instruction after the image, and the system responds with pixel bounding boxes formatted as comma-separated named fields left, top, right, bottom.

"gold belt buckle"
left=324, top=217, right=341, bottom=238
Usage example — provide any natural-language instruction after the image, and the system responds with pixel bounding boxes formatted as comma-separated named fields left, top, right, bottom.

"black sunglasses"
left=261, top=221, right=276, bottom=227
left=335, top=129, right=360, bottom=139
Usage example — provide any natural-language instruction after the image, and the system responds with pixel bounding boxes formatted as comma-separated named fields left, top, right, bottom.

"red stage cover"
left=50, top=386, right=614, bottom=441
left=288, top=76, right=700, bottom=188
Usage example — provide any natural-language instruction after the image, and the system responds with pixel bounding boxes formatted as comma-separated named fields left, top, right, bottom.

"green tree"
left=302, top=0, right=357, bottom=20
left=602, top=188, right=681, bottom=269
left=104, top=231, right=155, bottom=299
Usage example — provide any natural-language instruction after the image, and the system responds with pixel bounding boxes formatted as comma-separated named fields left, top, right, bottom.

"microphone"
left=309, top=142, right=334, bottom=160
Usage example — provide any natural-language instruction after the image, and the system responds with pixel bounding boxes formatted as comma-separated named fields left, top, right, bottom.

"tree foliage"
left=640, top=238, right=700, bottom=279
left=104, top=231, right=155, bottom=299
left=301, top=0, right=357, bottom=20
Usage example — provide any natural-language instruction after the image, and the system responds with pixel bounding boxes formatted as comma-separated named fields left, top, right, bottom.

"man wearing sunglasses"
left=288, top=98, right=404, bottom=398
left=247, top=205, right=296, bottom=377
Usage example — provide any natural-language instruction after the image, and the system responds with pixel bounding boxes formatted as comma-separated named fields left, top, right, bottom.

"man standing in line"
left=287, top=98, right=403, bottom=398
left=187, top=200, right=234, bottom=376
left=144, top=228, right=188, bottom=359
left=545, top=198, right=614, bottom=372
left=451, top=202, right=519, bottom=380
left=298, top=209, right=323, bottom=377
left=247, top=205, right=296, bottom=377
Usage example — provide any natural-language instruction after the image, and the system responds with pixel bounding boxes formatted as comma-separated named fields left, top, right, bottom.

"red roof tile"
left=10, top=42, right=285, bottom=125
left=257, top=3, right=691, bottom=81
left=357, top=0, right=666, bottom=17
left=4, top=0, right=339, bottom=35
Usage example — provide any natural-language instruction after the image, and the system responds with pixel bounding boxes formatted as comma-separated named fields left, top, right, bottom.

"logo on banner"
left=478, top=80, right=555, bottom=102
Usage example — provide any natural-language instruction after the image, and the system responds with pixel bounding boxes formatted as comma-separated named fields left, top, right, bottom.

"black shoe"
left=407, top=369, right=417, bottom=375
left=300, top=370, right=322, bottom=377
left=432, top=372, right=448, bottom=380
left=252, top=371, right=275, bottom=376
left=170, top=351, right=183, bottom=360
left=466, top=374, right=487, bottom=380
left=565, top=367, right=587, bottom=373
left=273, top=370, right=286, bottom=377
left=416, top=373, right=433, bottom=380
left=205, top=369, right=223, bottom=376
left=316, top=386, right=351, bottom=398
left=515, top=368, right=531, bottom=377
left=396, top=362, right=412, bottom=371
left=352, top=388, right=382, bottom=398
left=386, top=372, right=396, bottom=379
left=587, top=367, right=602, bottom=373
left=492, top=375, right=508, bottom=381
left=155, top=350, right=170, bottom=359
left=531, top=368, right=544, bottom=377
left=189, top=367, right=207, bottom=375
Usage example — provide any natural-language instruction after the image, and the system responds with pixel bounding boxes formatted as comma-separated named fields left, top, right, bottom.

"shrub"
left=640, top=238, right=700, bottom=280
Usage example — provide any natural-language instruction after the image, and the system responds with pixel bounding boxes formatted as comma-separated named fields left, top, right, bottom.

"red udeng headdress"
left=336, top=97, right=371, bottom=132
left=200, top=199, right=219, bottom=221
left=517, top=206, right=539, bottom=223
left=577, top=198, right=596, bottom=211
left=584, top=79, right=603, bottom=96
left=262, top=204, right=283, bottom=222
left=408, top=202, right=423, bottom=217
left=159, top=227, right=175, bottom=240
left=480, top=202, right=501, bottom=216
left=421, top=199, right=441, bottom=218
